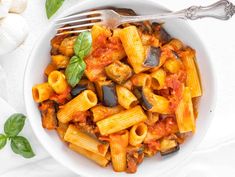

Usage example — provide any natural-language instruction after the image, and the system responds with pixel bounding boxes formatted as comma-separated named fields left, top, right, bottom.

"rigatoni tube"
left=64, top=125, right=109, bottom=157
left=97, top=106, right=147, bottom=135
left=57, top=90, right=98, bottom=123
left=110, top=130, right=129, bottom=172
left=150, top=69, right=166, bottom=90
left=119, top=26, right=147, bottom=73
left=116, top=85, right=138, bottom=109
left=180, top=47, right=202, bottom=97
left=48, top=71, right=68, bottom=94
left=32, top=83, right=53, bottom=103
left=69, top=143, right=109, bottom=167
left=175, top=87, right=195, bottom=133
left=129, top=123, right=148, bottom=146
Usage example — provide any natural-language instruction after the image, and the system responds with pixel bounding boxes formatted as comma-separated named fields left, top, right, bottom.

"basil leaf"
left=45, top=0, right=64, bottom=19
left=65, top=56, right=86, bottom=87
left=11, top=136, right=35, bottom=158
left=0, top=134, right=7, bottom=150
left=4, top=113, right=26, bottom=137
left=74, top=31, right=92, bottom=59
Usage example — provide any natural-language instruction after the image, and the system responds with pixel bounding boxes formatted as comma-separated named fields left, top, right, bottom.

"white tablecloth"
left=0, top=0, right=235, bottom=176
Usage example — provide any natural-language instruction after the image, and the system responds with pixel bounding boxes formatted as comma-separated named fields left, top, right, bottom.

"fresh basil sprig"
left=0, top=113, right=35, bottom=158
left=74, top=31, right=92, bottom=59
left=4, top=114, right=26, bottom=137
left=65, top=31, right=92, bottom=87
left=45, top=0, right=64, bottom=19
left=65, top=56, right=86, bottom=88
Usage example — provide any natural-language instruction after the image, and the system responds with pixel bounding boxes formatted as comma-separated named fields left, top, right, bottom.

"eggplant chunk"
left=105, top=61, right=132, bottom=84
left=152, top=23, right=172, bottom=44
left=133, top=88, right=153, bottom=110
left=102, top=83, right=118, bottom=107
left=39, top=100, right=58, bottom=130
left=95, top=80, right=118, bottom=107
left=71, top=80, right=95, bottom=97
left=144, top=47, right=161, bottom=67
left=160, top=138, right=180, bottom=156
left=71, top=85, right=86, bottom=97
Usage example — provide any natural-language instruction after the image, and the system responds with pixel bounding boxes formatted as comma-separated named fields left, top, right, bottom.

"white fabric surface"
left=0, top=0, right=235, bottom=176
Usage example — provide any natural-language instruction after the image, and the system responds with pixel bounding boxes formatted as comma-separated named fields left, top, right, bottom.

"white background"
left=0, top=0, right=235, bottom=176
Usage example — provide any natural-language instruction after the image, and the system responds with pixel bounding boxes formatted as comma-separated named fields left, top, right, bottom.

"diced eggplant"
left=71, top=80, right=96, bottom=97
left=102, top=83, right=118, bottom=107
left=133, top=88, right=153, bottom=110
left=144, top=47, right=161, bottom=67
left=160, top=138, right=180, bottom=156
left=152, top=22, right=172, bottom=44
left=95, top=81, right=118, bottom=107
left=160, top=145, right=180, bottom=156
left=39, top=100, right=58, bottom=130
left=105, top=61, right=132, bottom=84
left=71, top=85, right=87, bottom=97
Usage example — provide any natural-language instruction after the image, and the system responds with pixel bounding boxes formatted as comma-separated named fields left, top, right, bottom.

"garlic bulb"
left=9, top=0, right=27, bottom=14
left=0, top=0, right=12, bottom=19
left=0, top=13, right=29, bottom=55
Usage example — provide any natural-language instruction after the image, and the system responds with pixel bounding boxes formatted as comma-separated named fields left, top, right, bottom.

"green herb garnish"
left=46, top=0, right=64, bottom=19
left=65, top=31, right=92, bottom=87
left=0, top=113, right=35, bottom=158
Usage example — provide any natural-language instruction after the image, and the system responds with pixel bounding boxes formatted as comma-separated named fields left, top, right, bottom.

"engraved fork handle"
left=121, top=0, right=235, bottom=23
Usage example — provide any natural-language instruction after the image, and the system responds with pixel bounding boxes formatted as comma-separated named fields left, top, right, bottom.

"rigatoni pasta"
left=64, top=125, right=109, bottom=157
left=97, top=106, right=147, bottom=135
left=57, top=90, right=97, bottom=123
left=180, top=47, right=202, bottom=97
left=32, top=83, right=53, bottom=102
left=32, top=14, right=202, bottom=174
left=48, top=71, right=68, bottom=94
left=109, top=130, right=129, bottom=172
left=129, top=123, right=147, bottom=146
left=116, top=85, right=138, bottom=109
left=69, top=143, right=110, bottom=167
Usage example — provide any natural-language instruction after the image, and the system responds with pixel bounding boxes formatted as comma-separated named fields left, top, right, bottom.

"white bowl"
left=24, top=0, right=216, bottom=176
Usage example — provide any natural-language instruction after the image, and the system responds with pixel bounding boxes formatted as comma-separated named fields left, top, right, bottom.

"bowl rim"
left=23, top=0, right=217, bottom=176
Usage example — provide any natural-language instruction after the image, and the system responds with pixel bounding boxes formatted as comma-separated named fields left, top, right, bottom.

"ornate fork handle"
left=121, top=0, right=235, bottom=24
left=180, top=0, right=235, bottom=20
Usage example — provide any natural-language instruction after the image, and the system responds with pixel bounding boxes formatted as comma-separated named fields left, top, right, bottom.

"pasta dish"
left=32, top=9, right=202, bottom=173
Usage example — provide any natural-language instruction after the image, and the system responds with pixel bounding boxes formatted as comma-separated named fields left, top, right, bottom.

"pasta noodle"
left=109, top=130, right=129, bottom=172
left=180, top=48, right=202, bottom=97
left=131, top=73, right=152, bottom=88
left=175, top=87, right=195, bottom=133
left=97, top=105, right=147, bottom=135
left=119, top=26, right=148, bottom=73
left=32, top=83, right=53, bottom=102
left=129, top=123, right=147, bottom=146
left=48, top=71, right=68, bottom=94
left=116, top=85, right=138, bottom=109
left=64, top=125, right=109, bottom=156
left=57, top=90, right=98, bottom=123
left=150, top=69, right=166, bottom=90
left=69, top=143, right=109, bottom=167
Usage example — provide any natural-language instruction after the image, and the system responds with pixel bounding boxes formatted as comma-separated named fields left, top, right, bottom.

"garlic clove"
left=0, top=0, right=12, bottom=19
left=9, top=0, right=27, bottom=13
left=0, top=13, right=29, bottom=55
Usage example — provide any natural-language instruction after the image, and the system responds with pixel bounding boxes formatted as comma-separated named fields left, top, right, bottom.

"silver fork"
left=55, top=0, right=235, bottom=35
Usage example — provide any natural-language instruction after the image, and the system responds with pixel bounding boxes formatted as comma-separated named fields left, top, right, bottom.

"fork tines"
left=55, top=10, right=103, bottom=36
